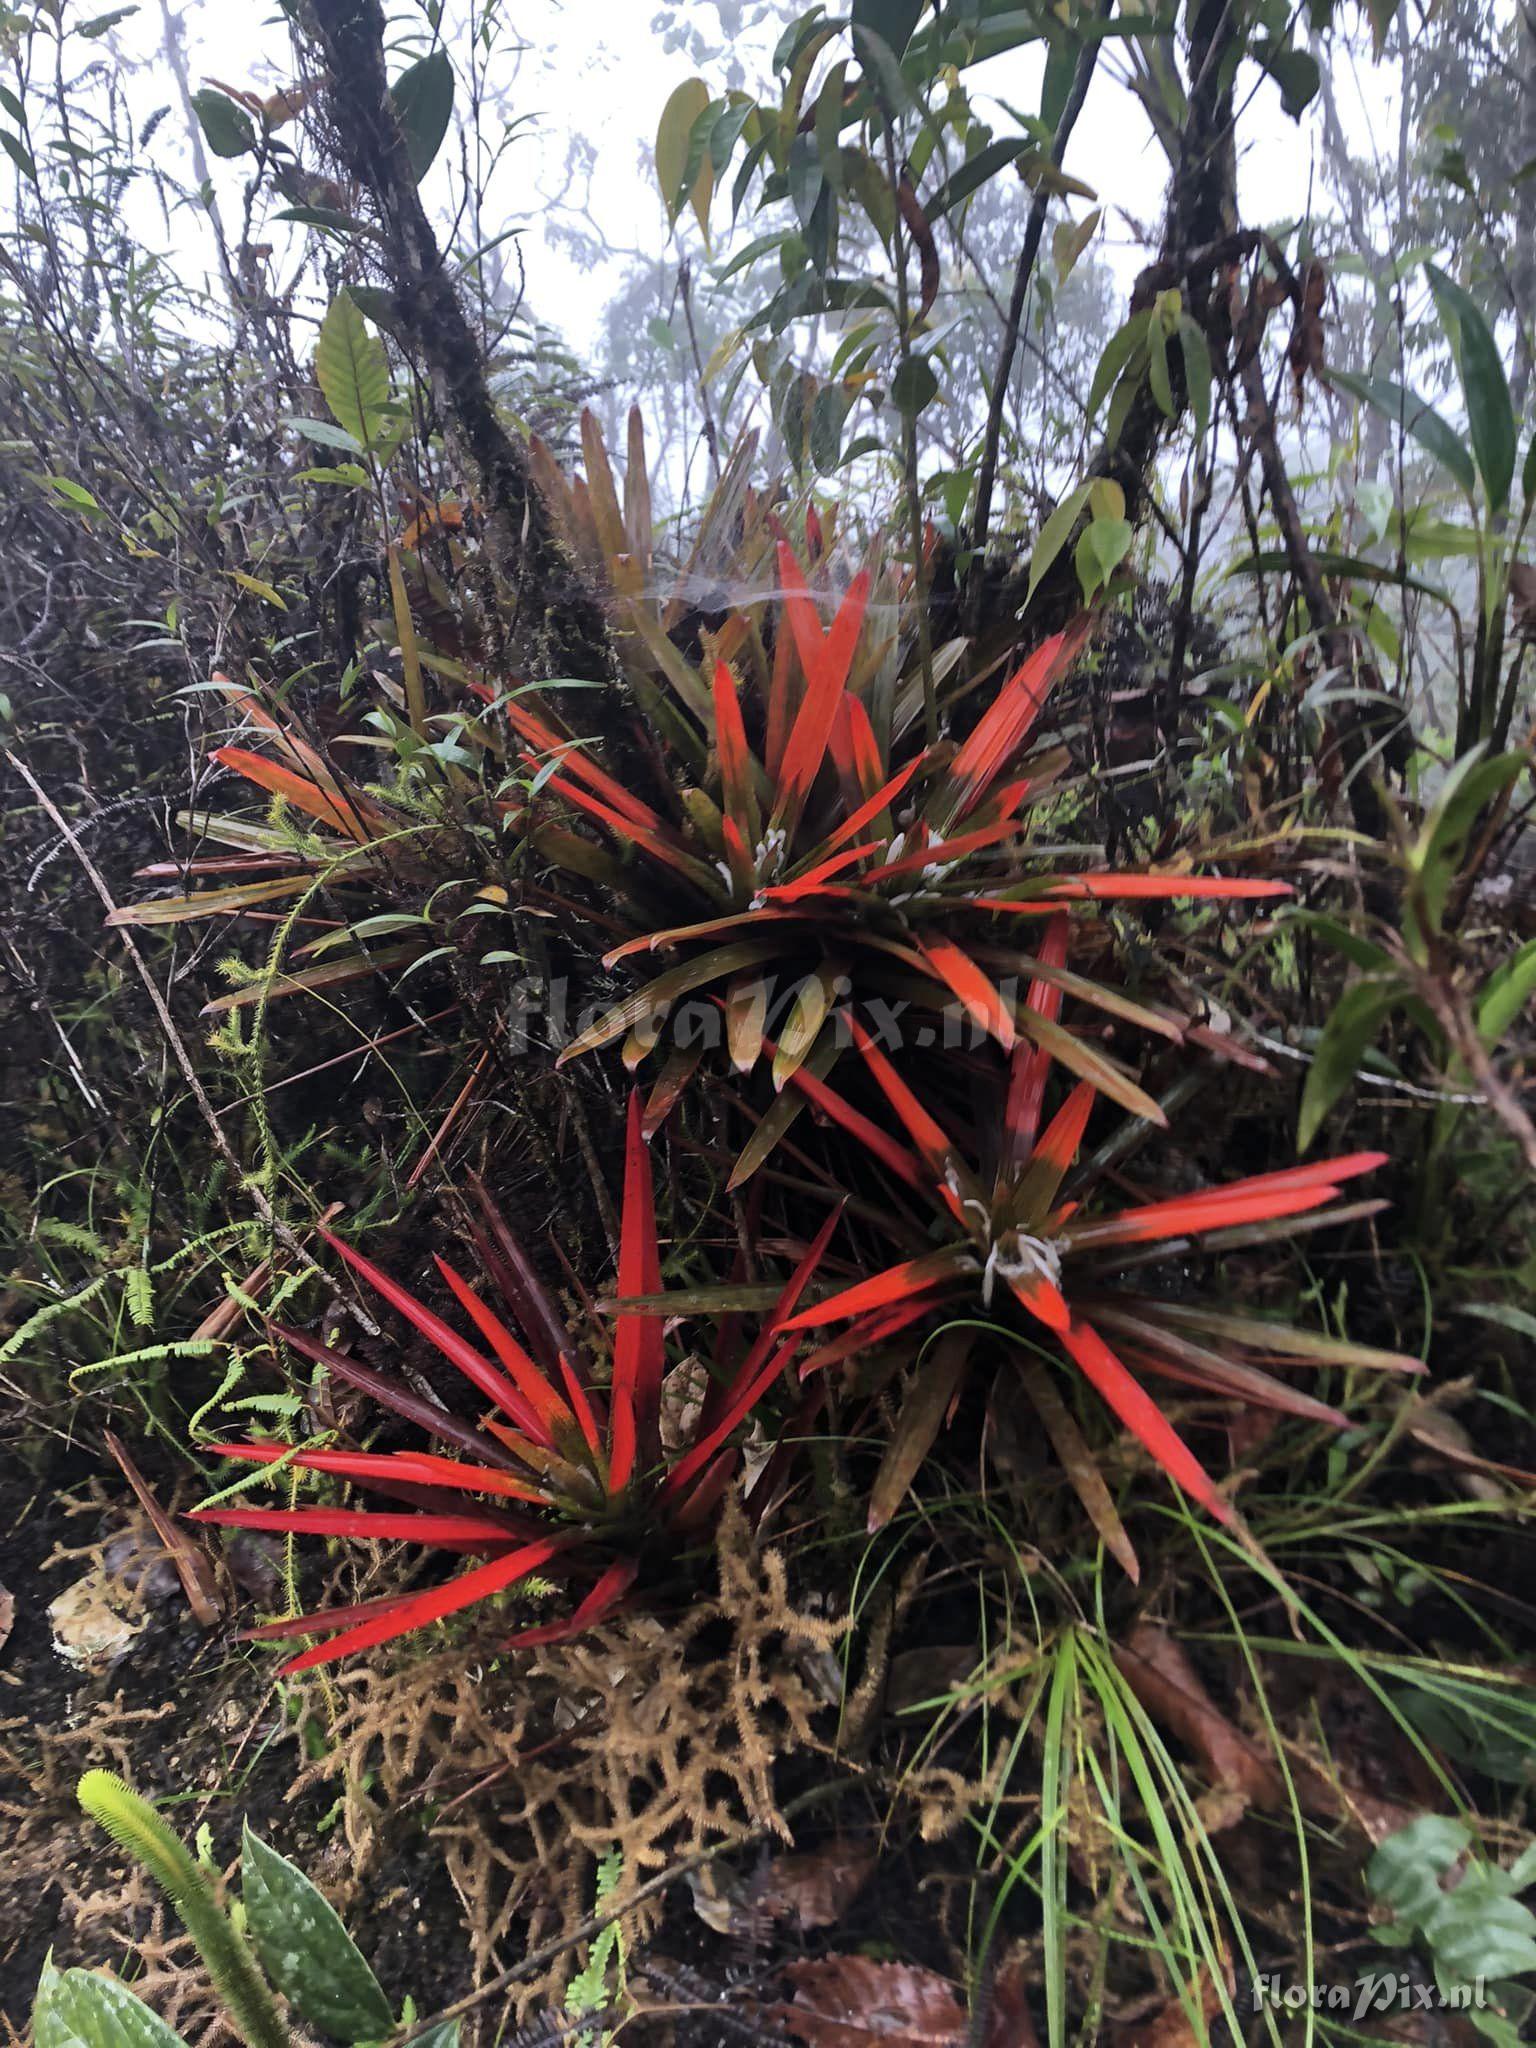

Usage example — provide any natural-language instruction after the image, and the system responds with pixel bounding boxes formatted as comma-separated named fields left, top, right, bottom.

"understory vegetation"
left=2, top=1, right=1534, bottom=2044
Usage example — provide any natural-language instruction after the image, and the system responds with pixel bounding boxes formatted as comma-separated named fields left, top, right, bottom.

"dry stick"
left=967, top=0, right=1114, bottom=601
left=4, top=747, right=379, bottom=1335
left=879, top=117, right=937, bottom=746
left=1226, top=274, right=1400, bottom=843
left=387, top=1779, right=856, bottom=2047
left=677, top=257, right=722, bottom=479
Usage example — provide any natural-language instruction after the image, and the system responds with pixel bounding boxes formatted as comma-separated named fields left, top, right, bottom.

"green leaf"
left=1086, top=310, right=1151, bottom=423
left=35, top=1961, right=189, bottom=2048
left=1367, top=1815, right=1472, bottom=1924
left=315, top=291, right=392, bottom=454
left=296, top=463, right=371, bottom=487
left=656, top=77, right=713, bottom=232
left=1178, top=315, right=1212, bottom=439
left=1477, top=939, right=1536, bottom=1047
left=1426, top=263, right=1517, bottom=513
left=1074, top=515, right=1132, bottom=600
left=1025, top=481, right=1093, bottom=606
left=890, top=353, right=938, bottom=417
left=1423, top=1886, right=1536, bottom=1985
left=189, top=89, right=256, bottom=159
left=1297, top=976, right=1406, bottom=1151
left=1264, top=45, right=1321, bottom=119
left=1460, top=1302, right=1536, bottom=1344
left=78, top=7, right=139, bottom=36
left=810, top=382, right=848, bottom=472
left=241, top=1823, right=394, bottom=2043
left=1327, top=367, right=1477, bottom=497
left=285, top=416, right=366, bottom=455
left=410, top=2026, right=462, bottom=2048
left=391, top=49, right=454, bottom=182
left=926, top=137, right=1026, bottom=220
left=852, top=0, right=924, bottom=56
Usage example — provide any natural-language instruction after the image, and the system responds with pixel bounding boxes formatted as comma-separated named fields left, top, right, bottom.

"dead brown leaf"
left=1509, top=560, right=1536, bottom=642
left=775, top=1956, right=969, bottom=2045
left=1115, top=1966, right=1229, bottom=2048
left=1115, top=1624, right=1283, bottom=1820
left=757, top=1840, right=878, bottom=1932
left=0, top=1581, right=14, bottom=1657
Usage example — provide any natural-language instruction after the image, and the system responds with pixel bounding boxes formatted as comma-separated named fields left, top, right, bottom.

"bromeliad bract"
left=188, top=1094, right=834, bottom=1672
left=778, top=936, right=1420, bottom=1574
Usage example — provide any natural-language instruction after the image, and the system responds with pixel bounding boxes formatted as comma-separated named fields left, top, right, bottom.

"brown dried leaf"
left=0, top=1581, right=13, bottom=1657
left=757, top=1840, right=877, bottom=1932
left=776, top=1957, right=968, bottom=2045
left=1114, top=1624, right=1282, bottom=1820
left=1508, top=560, right=1536, bottom=642
left=1115, top=1966, right=1229, bottom=2048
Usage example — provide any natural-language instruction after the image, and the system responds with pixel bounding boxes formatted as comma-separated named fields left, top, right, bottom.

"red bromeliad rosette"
left=772, top=984, right=1420, bottom=1576
left=496, top=541, right=1288, bottom=1171
left=187, top=1092, right=835, bottom=1673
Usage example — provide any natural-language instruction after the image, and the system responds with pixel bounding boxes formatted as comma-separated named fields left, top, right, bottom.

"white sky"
left=99, top=1, right=1393, bottom=359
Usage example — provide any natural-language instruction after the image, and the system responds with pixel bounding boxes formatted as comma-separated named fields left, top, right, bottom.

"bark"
left=306, top=0, right=611, bottom=686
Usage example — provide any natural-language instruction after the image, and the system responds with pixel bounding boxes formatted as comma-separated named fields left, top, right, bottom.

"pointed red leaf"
left=920, top=936, right=1015, bottom=1051
left=505, top=700, right=663, bottom=833
left=188, top=1504, right=517, bottom=1547
left=279, top=1535, right=568, bottom=1673
left=210, top=1441, right=547, bottom=1504
left=319, top=1229, right=543, bottom=1432
left=433, top=1257, right=573, bottom=1445
left=999, top=913, right=1069, bottom=1177
left=1058, top=1318, right=1233, bottom=1524
left=212, top=746, right=383, bottom=842
left=500, top=1559, right=638, bottom=1650
left=608, top=1091, right=665, bottom=1491
left=943, top=618, right=1089, bottom=821
left=712, top=659, right=758, bottom=841
left=781, top=1246, right=974, bottom=1330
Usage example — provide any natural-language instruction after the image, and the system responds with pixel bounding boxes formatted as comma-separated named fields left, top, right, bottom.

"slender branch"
left=968, top=0, right=1114, bottom=588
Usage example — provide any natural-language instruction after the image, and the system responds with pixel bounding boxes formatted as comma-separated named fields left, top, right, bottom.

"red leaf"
left=319, top=1229, right=543, bottom=1433
left=712, top=659, right=758, bottom=843
left=944, top=620, right=1088, bottom=822
left=780, top=1054, right=927, bottom=1192
left=501, top=1558, right=637, bottom=1650
left=920, top=936, right=1016, bottom=1051
left=504, top=700, right=663, bottom=834
left=210, top=1441, right=546, bottom=1505
left=433, top=1256, right=573, bottom=1446
left=1000, top=912, right=1068, bottom=1176
left=608, top=1091, right=665, bottom=1491
left=782, top=1246, right=974, bottom=1330
left=773, top=544, right=871, bottom=832
left=188, top=1505, right=518, bottom=1548
left=211, top=746, right=383, bottom=842
left=279, top=1535, right=567, bottom=1673
left=1057, top=1319, right=1233, bottom=1524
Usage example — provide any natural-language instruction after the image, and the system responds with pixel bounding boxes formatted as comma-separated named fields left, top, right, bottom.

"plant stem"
left=77, top=1772, right=290, bottom=2048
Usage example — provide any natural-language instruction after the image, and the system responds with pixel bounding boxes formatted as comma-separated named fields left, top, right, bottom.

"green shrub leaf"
left=189, top=89, right=256, bottom=159
left=35, top=1961, right=189, bottom=2048
left=315, top=292, right=392, bottom=455
left=241, top=1822, right=395, bottom=2043
left=391, top=49, right=454, bottom=182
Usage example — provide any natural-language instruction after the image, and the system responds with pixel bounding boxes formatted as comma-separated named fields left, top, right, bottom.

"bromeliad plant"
left=777, top=926, right=1421, bottom=1575
left=108, top=677, right=455, bottom=1018
left=188, top=1094, right=835, bottom=1672
left=510, top=536, right=1288, bottom=1163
